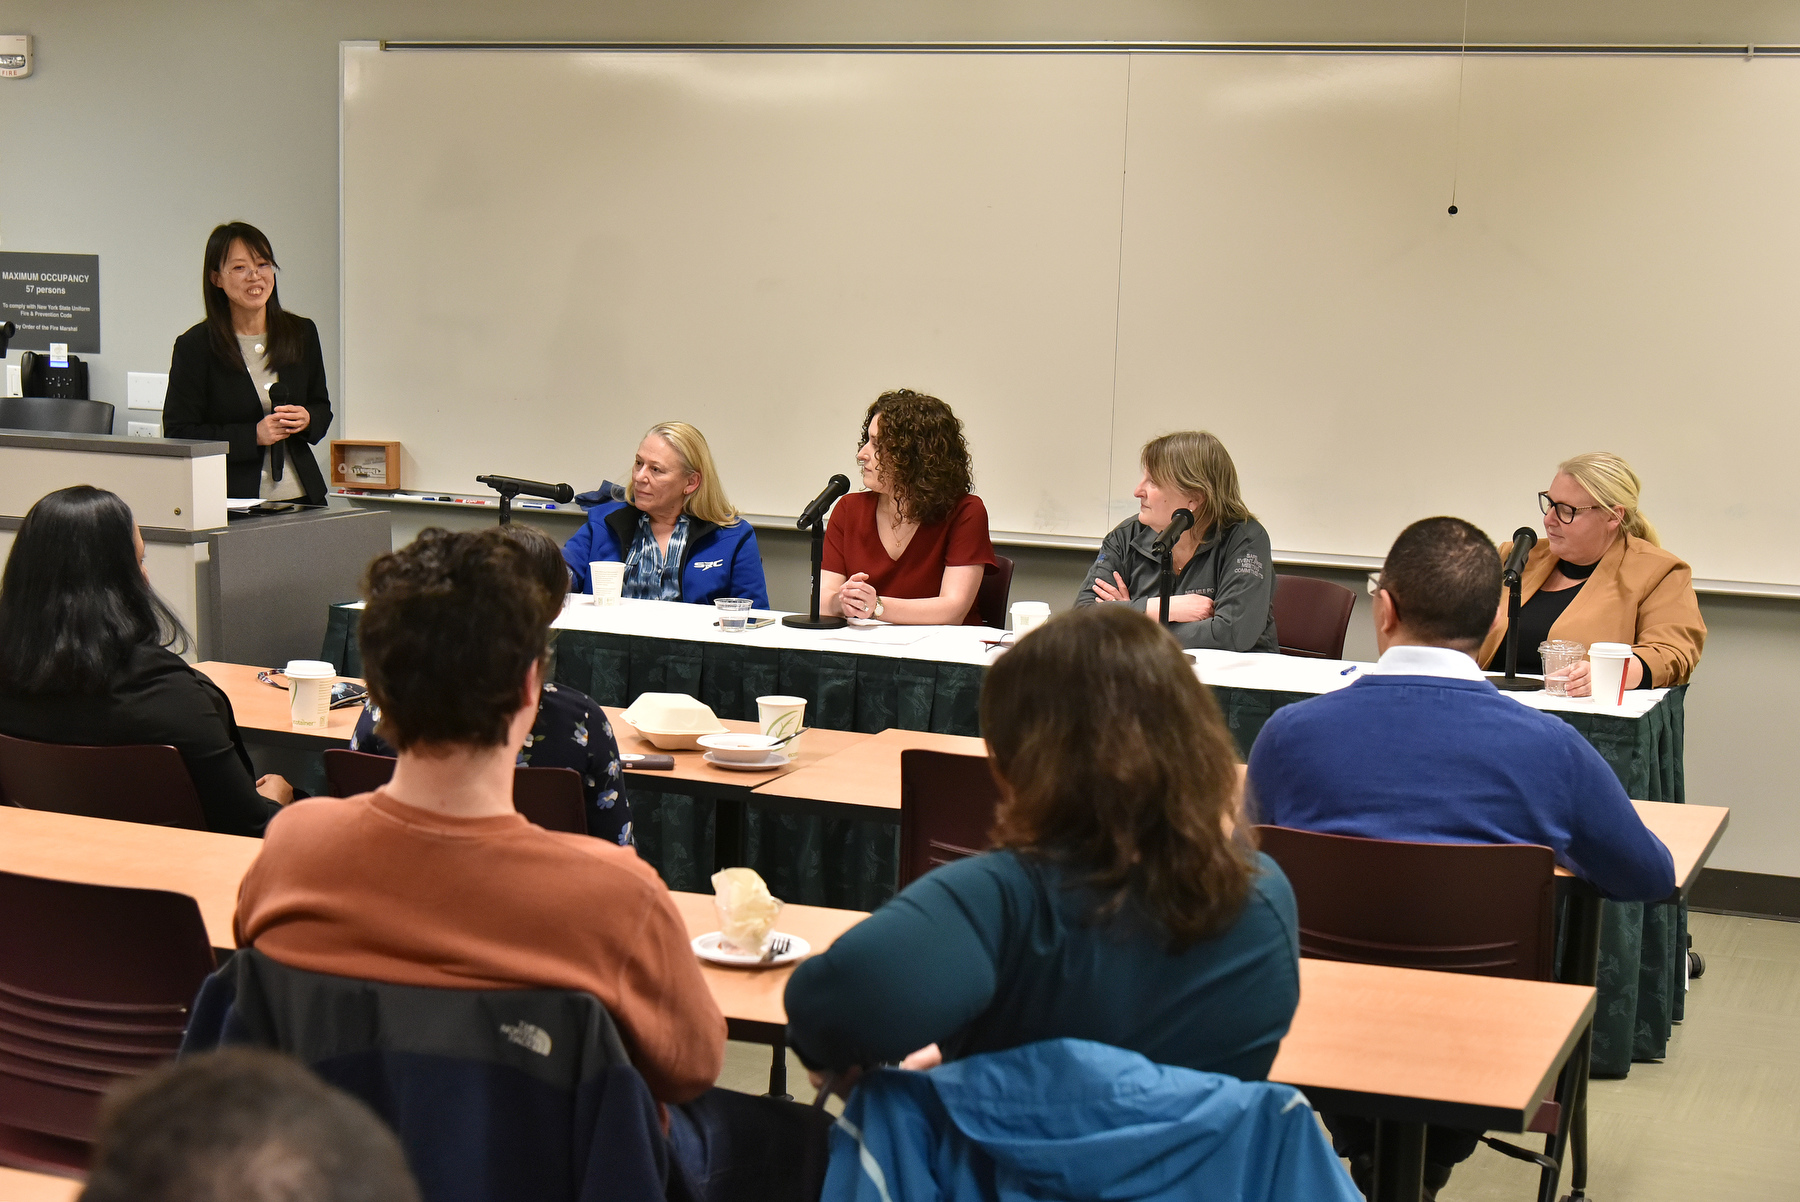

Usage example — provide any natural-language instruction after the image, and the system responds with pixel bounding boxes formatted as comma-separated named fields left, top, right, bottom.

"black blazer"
left=163, top=317, right=333, bottom=501
left=0, top=644, right=280, bottom=837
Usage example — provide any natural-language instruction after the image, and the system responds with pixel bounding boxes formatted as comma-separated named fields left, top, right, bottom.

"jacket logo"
left=693, top=559, right=724, bottom=571
left=500, top=1021, right=552, bottom=1056
left=1235, top=552, right=1265, bottom=580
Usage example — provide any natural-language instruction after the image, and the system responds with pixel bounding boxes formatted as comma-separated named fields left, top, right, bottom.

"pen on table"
left=1340, top=664, right=1359, bottom=677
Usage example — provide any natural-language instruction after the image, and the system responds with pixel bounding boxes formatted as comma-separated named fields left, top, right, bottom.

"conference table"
left=0, top=805, right=1606, bottom=1202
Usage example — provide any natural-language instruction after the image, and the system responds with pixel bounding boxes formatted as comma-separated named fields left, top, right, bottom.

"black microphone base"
left=782, top=615, right=848, bottom=630
left=1486, top=674, right=1545, bottom=692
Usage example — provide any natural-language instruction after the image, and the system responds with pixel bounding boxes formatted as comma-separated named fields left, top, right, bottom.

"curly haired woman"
left=821, top=389, right=997, bottom=626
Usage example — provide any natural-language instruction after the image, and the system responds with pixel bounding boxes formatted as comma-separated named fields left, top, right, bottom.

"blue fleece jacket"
left=562, top=500, right=769, bottom=609
left=827, top=1039, right=1360, bottom=1202
left=1247, top=674, right=1675, bottom=901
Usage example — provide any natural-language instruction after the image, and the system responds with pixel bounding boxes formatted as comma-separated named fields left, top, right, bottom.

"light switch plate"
left=127, top=422, right=161, bottom=438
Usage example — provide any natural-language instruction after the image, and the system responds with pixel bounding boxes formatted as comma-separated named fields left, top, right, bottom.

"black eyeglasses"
left=1538, top=492, right=1607, bottom=524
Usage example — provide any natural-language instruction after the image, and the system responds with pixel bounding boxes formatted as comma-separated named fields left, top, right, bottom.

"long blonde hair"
left=627, top=422, right=742, bottom=527
left=1141, top=431, right=1253, bottom=532
left=1558, top=452, right=1659, bottom=547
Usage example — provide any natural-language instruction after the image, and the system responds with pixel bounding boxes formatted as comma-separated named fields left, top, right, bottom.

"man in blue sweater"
left=1247, top=515, right=1674, bottom=1197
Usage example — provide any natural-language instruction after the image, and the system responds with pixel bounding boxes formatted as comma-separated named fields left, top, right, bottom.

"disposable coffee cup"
left=757, top=695, right=807, bottom=741
left=285, top=659, right=335, bottom=730
left=1587, top=642, right=1633, bottom=707
left=1009, top=601, right=1051, bottom=635
left=591, top=560, right=626, bottom=606
left=1539, top=640, right=1586, bottom=698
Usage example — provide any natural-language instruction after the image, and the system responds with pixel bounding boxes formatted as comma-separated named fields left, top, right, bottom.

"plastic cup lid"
left=286, top=659, right=336, bottom=678
left=1588, top=642, right=1633, bottom=656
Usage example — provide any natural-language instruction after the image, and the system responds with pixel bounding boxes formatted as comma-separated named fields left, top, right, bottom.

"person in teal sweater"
left=784, top=604, right=1300, bottom=1085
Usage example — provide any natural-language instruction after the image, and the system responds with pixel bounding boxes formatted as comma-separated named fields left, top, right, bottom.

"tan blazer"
left=1479, top=533, right=1705, bottom=688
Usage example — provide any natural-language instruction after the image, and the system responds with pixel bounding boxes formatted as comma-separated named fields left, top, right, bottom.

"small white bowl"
left=696, top=733, right=783, bottom=763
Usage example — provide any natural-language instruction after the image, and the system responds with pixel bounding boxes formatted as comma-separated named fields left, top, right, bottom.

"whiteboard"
left=342, top=45, right=1800, bottom=585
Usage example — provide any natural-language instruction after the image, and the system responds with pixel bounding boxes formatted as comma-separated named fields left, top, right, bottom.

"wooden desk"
left=0, top=1166, right=81, bottom=1202
left=196, top=660, right=360, bottom=749
left=749, top=727, right=987, bottom=820
left=603, top=708, right=870, bottom=798
left=1633, top=800, right=1729, bottom=896
left=0, top=806, right=260, bottom=949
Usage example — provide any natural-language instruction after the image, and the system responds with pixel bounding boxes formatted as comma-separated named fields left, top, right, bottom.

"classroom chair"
left=322, top=749, right=588, bottom=835
left=183, top=948, right=681, bottom=1202
left=1253, top=825, right=1581, bottom=1202
left=0, top=733, right=208, bottom=830
left=0, top=396, right=112, bottom=436
left=0, top=871, right=216, bottom=1176
left=975, top=554, right=1015, bottom=630
left=897, top=750, right=1003, bottom=888
left=1270, top=574, right=1357, bottom=660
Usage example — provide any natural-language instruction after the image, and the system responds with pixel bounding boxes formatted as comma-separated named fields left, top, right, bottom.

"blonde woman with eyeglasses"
left=1479, top=452, right=1705, bottom=694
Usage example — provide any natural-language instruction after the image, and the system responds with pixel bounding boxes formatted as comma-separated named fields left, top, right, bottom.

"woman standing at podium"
left=163, top=223, right=332, bottom=503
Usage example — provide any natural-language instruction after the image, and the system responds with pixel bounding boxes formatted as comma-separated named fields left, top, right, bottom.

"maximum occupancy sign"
left=0, top=251, right=101, bottom=353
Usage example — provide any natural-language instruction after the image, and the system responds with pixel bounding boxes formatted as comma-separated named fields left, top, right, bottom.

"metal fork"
left=761, top=935, right=791, bottom=963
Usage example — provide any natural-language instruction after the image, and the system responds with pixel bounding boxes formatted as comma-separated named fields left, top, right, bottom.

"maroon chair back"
left=510, top=767, right=588, bottom=835
left=0, top=732, right=207, bottom=830
left=975, top=555, right=1016, bottom=630
left=0, top=871, right=215, bottom=1174
left=323, top=750, right=586, bottom=835
left=1253, top=825, right=1557, bottom=980
left=898, top=750, right=1003, bottom=887
left=1271, top=574, right=1357, bottom=660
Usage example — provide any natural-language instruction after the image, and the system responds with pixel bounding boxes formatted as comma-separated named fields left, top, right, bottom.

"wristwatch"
left=873, top=597, right=885, bottom=619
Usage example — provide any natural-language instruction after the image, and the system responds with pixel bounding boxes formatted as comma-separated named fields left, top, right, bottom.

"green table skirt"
left=321, top=607, right=1688, bottom=1074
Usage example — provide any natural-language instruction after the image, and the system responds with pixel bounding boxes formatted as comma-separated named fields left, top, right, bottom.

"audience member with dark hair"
left=1247, top=515, right=1675, bottom=1196
left=785, top=604, right=1299, bottom=1082
left=236, top=526, right=826, bottom=1202
left=821, top=389, right=997, bottom=625
left=80, top=1048, right=420, bottom=1202
left=349, top=524, right=631, bottom=844
left=0, top=485, right=290, bottom=835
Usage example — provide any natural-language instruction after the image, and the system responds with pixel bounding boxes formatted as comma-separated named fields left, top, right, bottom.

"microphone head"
left=830, top=473, right=851, bottom=491
left=1512, top=526, right=1539, bottom=548
left=552, top=483, right=575, bottom=504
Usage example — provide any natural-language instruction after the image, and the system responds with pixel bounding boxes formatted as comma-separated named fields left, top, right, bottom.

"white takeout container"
left=619, top=692, right=729, bottom=749
left=697, top=732, right=783, bottom=763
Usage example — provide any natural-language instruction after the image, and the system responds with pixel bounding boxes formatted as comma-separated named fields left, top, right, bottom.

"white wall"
left=3, top=0, right=1796, bottom=874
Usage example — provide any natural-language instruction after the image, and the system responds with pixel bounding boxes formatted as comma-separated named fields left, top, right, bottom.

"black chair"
left=323, top=749, right=588, bottom=835
left=0, top=871, right=216, bottom=1175
left=1271, top=574, right=1356, bottom=660
left=1254, top=825, right=1579, bottom=1200
left=975, top=554, right=1016, bottom=630
left=0, top=732, right=209, bottom=830
left=183, top=949, right=688, bottom=1202
left=897, top=750, right=1003, bottom=887
left=0, top=395, right=113, bottom=435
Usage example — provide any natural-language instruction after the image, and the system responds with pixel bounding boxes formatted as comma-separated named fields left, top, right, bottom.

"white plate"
left=692, top=931, right=811, bottom=967
left=702, top=751, right=791, bottom=772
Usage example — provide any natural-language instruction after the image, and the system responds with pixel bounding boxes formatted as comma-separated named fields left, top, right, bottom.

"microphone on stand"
left=1154, top=509, right=1196, bottom=555
left=1502, top=527, right=1538, bottom=584
left=796, top=475, right=851, bottom=531
left=475, top=474, right=575, bottom=525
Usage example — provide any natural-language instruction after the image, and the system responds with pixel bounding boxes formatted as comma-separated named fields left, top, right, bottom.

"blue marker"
left=1340, top=664, right=1359, bottom=676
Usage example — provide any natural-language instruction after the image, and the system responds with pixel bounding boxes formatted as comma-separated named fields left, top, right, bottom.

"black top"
left=350, top=682, right=632, bottom=846
left=784, top=851, right=1301, bottom=1082
left=0, top=644, right=280, bottom=836
left=1497, top=581, right=1584, bottom=676
left=162, top=318, right=333, bottom=501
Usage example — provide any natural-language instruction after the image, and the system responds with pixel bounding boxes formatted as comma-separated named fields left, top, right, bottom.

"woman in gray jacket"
left=1075, top=431, right=1278, bottom=652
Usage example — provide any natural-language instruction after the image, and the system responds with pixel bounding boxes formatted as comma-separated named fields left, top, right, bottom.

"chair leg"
left=767, top=1032, right=790, bottom=1100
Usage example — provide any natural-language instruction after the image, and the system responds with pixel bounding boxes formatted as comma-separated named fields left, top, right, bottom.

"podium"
left=0, top=432, right=389, bottom=665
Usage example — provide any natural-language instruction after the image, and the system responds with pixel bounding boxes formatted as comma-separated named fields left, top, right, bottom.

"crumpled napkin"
left=712, top=867, right=783, bottom=954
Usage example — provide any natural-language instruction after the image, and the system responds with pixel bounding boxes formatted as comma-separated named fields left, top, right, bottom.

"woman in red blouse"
left=821, top=390, right=996, bottom=625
